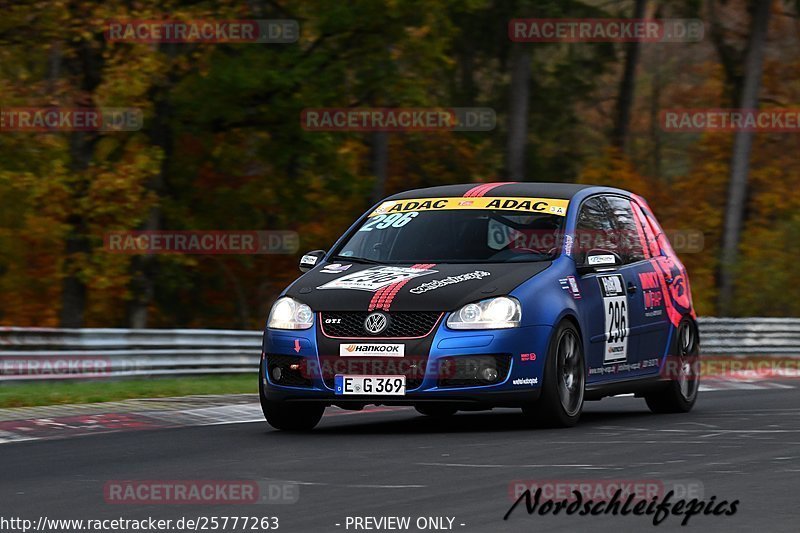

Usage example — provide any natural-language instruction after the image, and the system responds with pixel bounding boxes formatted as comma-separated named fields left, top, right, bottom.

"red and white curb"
left=0, top=395, right=409, bottom=444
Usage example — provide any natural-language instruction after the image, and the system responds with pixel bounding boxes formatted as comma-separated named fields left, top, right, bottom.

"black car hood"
left=285, top=261, right=551, bottom=312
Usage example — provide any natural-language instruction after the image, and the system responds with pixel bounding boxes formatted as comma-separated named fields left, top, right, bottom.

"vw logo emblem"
left=364, top=312, right=388, bottom=335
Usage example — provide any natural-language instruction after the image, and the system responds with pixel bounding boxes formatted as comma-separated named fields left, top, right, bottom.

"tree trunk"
left=717, top=0, right=771, bottom=316
left=506, top=44, right=531, bottom=180
left=611, top=0, right=647, bottom=151
left=58, top=10, right=104, bottom=328
left=59, top=131, right=95, bottom=328
left=370, top=131, right=389, bottom=204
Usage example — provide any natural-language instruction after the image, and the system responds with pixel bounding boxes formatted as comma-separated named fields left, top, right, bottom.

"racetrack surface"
left=1, top=387, right=798, bottom=533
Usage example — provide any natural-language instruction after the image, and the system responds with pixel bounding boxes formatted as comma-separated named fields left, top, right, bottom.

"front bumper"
left=262, top=324, right=553, bottom=407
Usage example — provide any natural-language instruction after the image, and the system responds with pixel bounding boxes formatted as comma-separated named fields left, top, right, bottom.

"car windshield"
left=335, top=208, right=566, bottom=264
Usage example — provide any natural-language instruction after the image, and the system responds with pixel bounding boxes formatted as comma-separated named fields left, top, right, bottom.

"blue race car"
left=261, top=182, right=699, bottom=430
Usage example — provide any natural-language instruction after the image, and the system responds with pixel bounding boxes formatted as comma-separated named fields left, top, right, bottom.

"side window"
left=605, top=196, right=646, bottom=264
left=575, top=196, right=617, bottom=264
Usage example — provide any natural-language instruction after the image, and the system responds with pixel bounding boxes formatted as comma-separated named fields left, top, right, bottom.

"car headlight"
left=267, top=297, right=314, bottom=330
left=446, top=296, right=521, bottom=330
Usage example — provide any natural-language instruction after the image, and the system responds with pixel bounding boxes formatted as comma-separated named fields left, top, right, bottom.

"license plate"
left=334, top=375, right=406, bottom=396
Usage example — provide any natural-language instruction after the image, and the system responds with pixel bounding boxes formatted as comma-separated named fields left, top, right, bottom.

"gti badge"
left=364, top=312, right=389, bottom=335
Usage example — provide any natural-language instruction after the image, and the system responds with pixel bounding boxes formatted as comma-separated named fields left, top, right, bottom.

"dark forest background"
left=1, top=0, right=798, bottom=328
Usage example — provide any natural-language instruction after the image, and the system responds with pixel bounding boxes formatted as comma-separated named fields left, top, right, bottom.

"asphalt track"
left=1, top=387, right=799, bottom=533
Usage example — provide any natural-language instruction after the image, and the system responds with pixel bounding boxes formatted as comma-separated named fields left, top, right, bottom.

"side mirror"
left=299, top=250, right=326, bottom=272
left=577, top=249, right=622, bottom=275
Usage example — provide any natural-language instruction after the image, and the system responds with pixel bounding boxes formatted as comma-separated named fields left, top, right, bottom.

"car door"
left=574, top=196, right=640, bottom=381
left=604, top=196, right=668, bottom=374
left=628, top=198, right=677, bottom=371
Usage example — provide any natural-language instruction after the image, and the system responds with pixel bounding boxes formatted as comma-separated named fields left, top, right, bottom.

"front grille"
left=320, top=311, right=442, bottom=338
left=437, top=355, right=512, bottom=388
left=266, top=354, right=313, bottom=387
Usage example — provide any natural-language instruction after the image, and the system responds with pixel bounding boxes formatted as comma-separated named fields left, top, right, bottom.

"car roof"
left=384, top=182, right=604, bottom=201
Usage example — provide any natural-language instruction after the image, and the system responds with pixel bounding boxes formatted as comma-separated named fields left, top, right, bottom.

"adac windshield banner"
left=369, top=197, right=570, bottom=217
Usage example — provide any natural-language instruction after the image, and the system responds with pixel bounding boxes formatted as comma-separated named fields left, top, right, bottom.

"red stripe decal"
left=369, top=264, right=435, bottom=312
left=463, top=183, right=491, bottom=197
left=463, top=181, right=516, bottom=198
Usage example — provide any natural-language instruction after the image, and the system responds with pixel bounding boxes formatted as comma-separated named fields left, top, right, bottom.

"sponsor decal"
left=368, top=197, right=570, bottom=218
left=317, top=266, right=436, bottom=292
left=409, top=270, right=491, bottom=294
left=639, top=270, right=664, bottom=316
left=339, top=344, right=405, bottom=357
left=300, top=254, right=318, bottom=266
left=588, top=358, right=658, bottom=376
left=564, top=234, right=574, bottom=256
left=588, top=254, right=617, bottom=266
left=320, top=263, right=351, bottom=273
left=520, top=353, right=537, bottom=362
left=598, top=275, right=628, bottom=364
left=559, top=276, right=582, bottom=299
left=512, top=377, right=539, bottom=386
left=599, top=275, right=625, bottom=298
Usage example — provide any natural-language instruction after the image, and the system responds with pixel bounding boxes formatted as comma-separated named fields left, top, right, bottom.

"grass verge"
left=0, top=374, right=257, bottom=408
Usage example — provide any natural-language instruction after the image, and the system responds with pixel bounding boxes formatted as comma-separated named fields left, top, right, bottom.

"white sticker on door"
left=598, top=274, right=628, bottom=364
left=317, top=266, right=437, bottom=292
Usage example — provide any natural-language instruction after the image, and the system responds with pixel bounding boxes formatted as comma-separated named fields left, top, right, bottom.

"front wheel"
left=645, top=317, right=699, bottom=413
left=522, top=320, right=585, bottom=427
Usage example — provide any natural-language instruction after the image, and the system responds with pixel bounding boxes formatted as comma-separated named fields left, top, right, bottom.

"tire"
left=415, top=405, right=457, bottom=418
left=645, top=317, right=700, bottom=414
left=259, top=364, right=324, bottom=431
left=522, top=320, right=585, bottom=427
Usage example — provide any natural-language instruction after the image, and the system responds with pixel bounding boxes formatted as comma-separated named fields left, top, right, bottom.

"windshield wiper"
left=331, top=255, right=384, bottom=265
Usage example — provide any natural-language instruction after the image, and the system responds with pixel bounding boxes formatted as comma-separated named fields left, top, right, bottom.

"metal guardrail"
left=0, top=327, right=262, bottom=380
left=0, top=318, right=798, bottom=381
left=697, top=317, right=800, bottom=355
